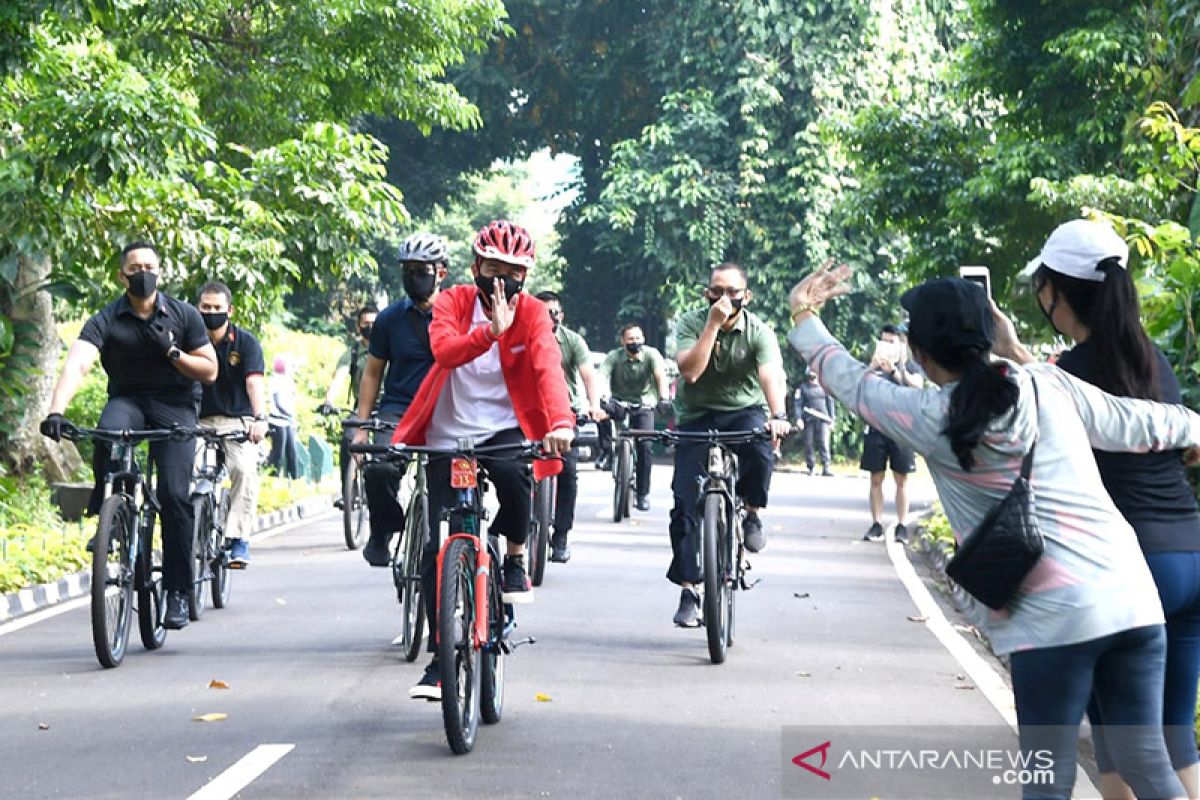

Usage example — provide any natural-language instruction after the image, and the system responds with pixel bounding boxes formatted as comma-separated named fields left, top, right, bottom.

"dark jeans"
left=597, top=408, right=654, bottom=496
left=553, top=445, right=578, bottom=540
left=362, top=411, right=403, bottom=547
left=268, top=422, right=299, bottom=479
left=419, top=427, right=532, bottom=653
left=667, top=407, right=772, bottom=586
left=1092, top=551, right=1200, bottom=773
left=802, top=419, right=831, bottom=470
left=1011, top=625, right=1183, bottom=799
left=91, top=396, right=198, bottom=593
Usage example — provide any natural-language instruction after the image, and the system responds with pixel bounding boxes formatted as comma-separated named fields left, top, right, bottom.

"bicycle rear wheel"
left=343, top=458, right=369, bottom=549
left=188, top=495, right=210, bottom=621
left=137, top=509, right=166, bottom=651
left=211, top=490, right=232, bottom=609
left=612, top=438, right=633, bottom=522
left=438, top=537, right=481, bottom=755
left=529, top=476, right=552, bottom=587
left=395, top=493, right=427, bottom=663
left=481, top=539, right=506, bottom=724
left=91, top=495, right=135, bottom=669
left=702, top=492, right=732, bottom=665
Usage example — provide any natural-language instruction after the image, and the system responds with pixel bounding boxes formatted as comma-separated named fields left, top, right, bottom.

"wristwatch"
left=772, top=412, right=789, bottom=422
left=166, top=346, right=182, bottom=362
left=253, top=413, right=268, bottom=422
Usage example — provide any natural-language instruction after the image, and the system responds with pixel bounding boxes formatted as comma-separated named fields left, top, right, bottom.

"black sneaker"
left=742, top=513, right=766, bottom=553
left=821, top=468, right=834, bottom=477
left=362, top=536, right=390, bottom=567
left=333, top=496, right=345, bottom=510
left=634, top=494, right=650, bottom=512
left=409, top=660, right=441, bottom=701
left=804, top=466, right=814, bottom=476
left=862, top=522, right=884, bottom=542
left=501, top=555, right=534, bottom=604
left=672, top=587, right=703, bottom=628
left=164, top=590, right=190, bottom=630
left=550, top=534, right=571, bottom=563
left=595, top=454, right=611, bottom=472
left=893, top=524, right=909, bottom=544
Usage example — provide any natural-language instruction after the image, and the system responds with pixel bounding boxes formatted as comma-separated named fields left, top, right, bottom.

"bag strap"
left=1019, top=378, right=1040, bottom=480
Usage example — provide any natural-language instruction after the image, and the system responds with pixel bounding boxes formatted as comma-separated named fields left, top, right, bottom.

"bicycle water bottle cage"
left=451, top=458, right=478, bottom=489
left=707, top=446, right=725, bottom=477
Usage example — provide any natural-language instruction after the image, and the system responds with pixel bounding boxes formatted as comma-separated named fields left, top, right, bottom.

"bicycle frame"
left=435, top=455, right=501, bottom=650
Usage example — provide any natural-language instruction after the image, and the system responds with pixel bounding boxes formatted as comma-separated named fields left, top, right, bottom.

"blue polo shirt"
left=368, top=297, right=434, bottom=415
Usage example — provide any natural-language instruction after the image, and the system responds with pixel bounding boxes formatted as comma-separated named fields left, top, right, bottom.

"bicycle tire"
left=530, top=477, right=552, bottom=587
left=188, top=495, right=209, bottom=621
left=396, top=493, right=427, bottom=663
left=211, top=490, right=232, bottom=609
left=480, top=540, right=506, bottom=724
left=612, top=438, right=633, bottom=523
left=343, top=458, right=369, bottom=550
left=137, top=509, right=166, bottom=651
left=91, top=495, right=135, bottom=669
left=702, top=492, right=731, bottom=665
left=438, top=537, right=481, bottom=755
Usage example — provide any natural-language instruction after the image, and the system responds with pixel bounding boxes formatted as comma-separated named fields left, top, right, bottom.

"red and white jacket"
left=392, top=284, right=574, bottom=479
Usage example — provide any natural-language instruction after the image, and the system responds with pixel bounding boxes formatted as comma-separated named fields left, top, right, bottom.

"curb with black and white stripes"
left=1, top=494, right=334, bottom=623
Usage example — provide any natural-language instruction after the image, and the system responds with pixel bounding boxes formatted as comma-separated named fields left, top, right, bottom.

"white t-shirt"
left=427, top=298, right=520, bottom=448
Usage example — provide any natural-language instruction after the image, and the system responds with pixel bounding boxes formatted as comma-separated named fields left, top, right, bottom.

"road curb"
left=0, top=494, right=334, bottom=624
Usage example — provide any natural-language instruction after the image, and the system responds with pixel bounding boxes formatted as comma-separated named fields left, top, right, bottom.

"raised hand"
left=789, top=257, right=853, bottom=312
left=489, top=278, right=518, bottom=339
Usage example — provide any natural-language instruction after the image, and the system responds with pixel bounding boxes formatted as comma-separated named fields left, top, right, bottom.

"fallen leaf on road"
left=186, top=755, right=208, bottom=763
left=208, top=679, right=230, bottom=690
left=535, top=693, right=553, bottom=703
left=792, top=592, right=810, bottom=599
left=37, top=723, right=49, bottom=731
left=955, top=683, right=975, bottom=690
left=906, top=615, right=929, bottom=623
left=795, top=671, right=812, bottom=678
left=192, top=713, right=228, bottom=722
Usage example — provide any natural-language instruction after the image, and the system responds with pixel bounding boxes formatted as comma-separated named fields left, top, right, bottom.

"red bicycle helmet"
left=472, top=220, right=536, bottom=269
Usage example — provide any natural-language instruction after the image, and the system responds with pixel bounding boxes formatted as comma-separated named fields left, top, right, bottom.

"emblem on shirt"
left=228, top=351, right=241, bottom=367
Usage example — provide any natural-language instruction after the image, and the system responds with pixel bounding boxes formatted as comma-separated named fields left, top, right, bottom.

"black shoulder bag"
left=945, top=380, right=1044, bottom=611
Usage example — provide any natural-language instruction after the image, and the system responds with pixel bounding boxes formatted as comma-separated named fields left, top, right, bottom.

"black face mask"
left=403, top=271, right=437, bottom=303
left=126, top=271, right=158, bottom=299
left=707, top=296, right=744, bottom=314
left=359, top=325, right=373, bottom=339
left=474, top=274, right=524, bottom=304
left=201, top=312, right=228, bottom=331
left=1037, top=289, right=1063, bottom=337
left=625, top=342, right=643, bottom=355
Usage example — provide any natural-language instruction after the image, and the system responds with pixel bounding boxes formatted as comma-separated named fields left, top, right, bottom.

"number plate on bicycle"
left=450, top=458, right=478, bottom=489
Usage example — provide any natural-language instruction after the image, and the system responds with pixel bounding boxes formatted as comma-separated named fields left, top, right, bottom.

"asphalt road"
left=0, top=465, right=1028, bottom=799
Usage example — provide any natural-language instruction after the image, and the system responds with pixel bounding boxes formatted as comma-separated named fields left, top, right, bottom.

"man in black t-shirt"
left=41, top=242, right=218, bottom=630
left=196, top=281, right=268, bottom=569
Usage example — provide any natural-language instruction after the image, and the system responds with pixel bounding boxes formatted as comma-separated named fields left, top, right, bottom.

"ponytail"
left=944, top=354, right=1020, bottom=471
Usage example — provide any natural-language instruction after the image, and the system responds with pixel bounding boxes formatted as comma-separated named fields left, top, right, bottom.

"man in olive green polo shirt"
left=536, top=291, right=605, bottom=563
left=599, top=323, right=672, bottom=511
left=669, top=261, right=791, bottom=627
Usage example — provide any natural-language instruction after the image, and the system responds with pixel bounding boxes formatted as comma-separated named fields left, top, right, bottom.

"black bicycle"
left=189, top=427, right=249, bottom=620
left=340, top=415, right=397, bottom=550
left=527, top=471, right=554, bottom=587
left=605, top=400, right=653, bottom=523
left=60, top=421, right=201, bottom=668
left=351, top=438, right=545, bottom=755
left=628, top=427, right=772, bottom=664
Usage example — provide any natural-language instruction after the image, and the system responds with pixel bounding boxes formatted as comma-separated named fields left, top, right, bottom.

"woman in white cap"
left=788, top=261, right=1199, bottom=799
left=1008, top=219, right=1200, bottom=799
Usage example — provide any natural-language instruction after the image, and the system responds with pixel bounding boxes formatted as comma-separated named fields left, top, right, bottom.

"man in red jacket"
left=393, top=220, right=575, bottom=701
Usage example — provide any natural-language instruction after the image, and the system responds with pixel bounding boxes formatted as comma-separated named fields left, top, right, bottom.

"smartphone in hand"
left=959, top=265, right=991, bottom=298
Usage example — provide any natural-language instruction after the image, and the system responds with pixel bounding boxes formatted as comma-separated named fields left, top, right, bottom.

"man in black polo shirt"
left=350, top=232, right=447, bottom=567
left=41, top=242, right=218, bottom=629
left=196, top=281, right=268, bottom=569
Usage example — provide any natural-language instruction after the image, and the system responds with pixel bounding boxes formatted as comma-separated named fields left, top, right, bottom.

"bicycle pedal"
left=507, top=636, right=537, bottom=651
left=739, top=575, right=762, bottom=591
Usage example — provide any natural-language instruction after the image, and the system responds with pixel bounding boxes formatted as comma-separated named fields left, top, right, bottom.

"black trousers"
left=802, top=419, right=832, bottom=470
left=598, top=408, right=655, bottom=496
left=667, top=407, right=773, bottom=586
left=91, top=395, right=198, bottom=593
left=553, top=445, right=578, bottom=539
left=268, top=422, right=300, bottom=478
left=362, top=411, right=403, bottom=546
left=419, top=427, right=531, bottom=653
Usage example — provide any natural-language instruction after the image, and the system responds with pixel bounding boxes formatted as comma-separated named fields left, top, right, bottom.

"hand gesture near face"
left=489, top=278, right=519, bottom=339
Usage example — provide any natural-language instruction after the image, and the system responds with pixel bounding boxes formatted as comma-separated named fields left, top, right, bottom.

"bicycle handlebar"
left=624, top=427, right=775, bottom=445
left=342, top=417, right=398, bottom=432
left=348, top=439, right=555, bottom=461
left=60, top=422, right=211, bottom=445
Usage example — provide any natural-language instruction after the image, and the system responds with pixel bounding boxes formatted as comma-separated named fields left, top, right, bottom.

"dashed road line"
left=188, top=743, right=295, bottom=800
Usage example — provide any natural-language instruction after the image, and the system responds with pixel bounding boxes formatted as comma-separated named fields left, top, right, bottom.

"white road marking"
left=887, top=538, right=1100, bottom=798
left=0, top=596, right=88, bottom=638
left=188, top=743, right=295, bottom=800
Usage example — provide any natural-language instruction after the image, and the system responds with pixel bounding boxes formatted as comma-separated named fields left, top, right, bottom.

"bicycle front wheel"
left=137, top=509, right=166, bottom=651
left=438, top=537, right=481, bottom=755
left=481, top=540, right=506, bottom=724
left=702, top=492, right=732, bottom=665
left=211, top=490, right=232, bottom=609
left=612, top=438, right=633, bottom=523
left=343, top=458, right=369, bottom=549
left=529, top=477, right=552, bottom=587
left=91, top=495, right=136, bottom=668
left=188, top=495, right=209, bottom=621
left=396, top=492, right=427, bottom=663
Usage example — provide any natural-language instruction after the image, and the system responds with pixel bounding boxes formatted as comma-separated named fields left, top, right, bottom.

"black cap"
left=899, top=278, right=993, bottom=363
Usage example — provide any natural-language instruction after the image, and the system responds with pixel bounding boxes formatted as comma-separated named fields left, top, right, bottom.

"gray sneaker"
left=672, top=588, right=703, bottom=628
left=742, top=513, right=766, bottom=553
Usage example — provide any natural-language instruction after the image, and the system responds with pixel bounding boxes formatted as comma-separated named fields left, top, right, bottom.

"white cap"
left=1020, top=219, right=1129, bottom=282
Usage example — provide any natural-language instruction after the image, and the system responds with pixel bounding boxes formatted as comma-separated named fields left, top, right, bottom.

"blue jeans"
left=1092, top=551, right=1200, bottom=773
left=1010, top=625, right=1183, bottom=799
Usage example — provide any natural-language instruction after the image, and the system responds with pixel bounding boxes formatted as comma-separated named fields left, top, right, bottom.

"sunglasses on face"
left=705, top=286, right=746, bottom=299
